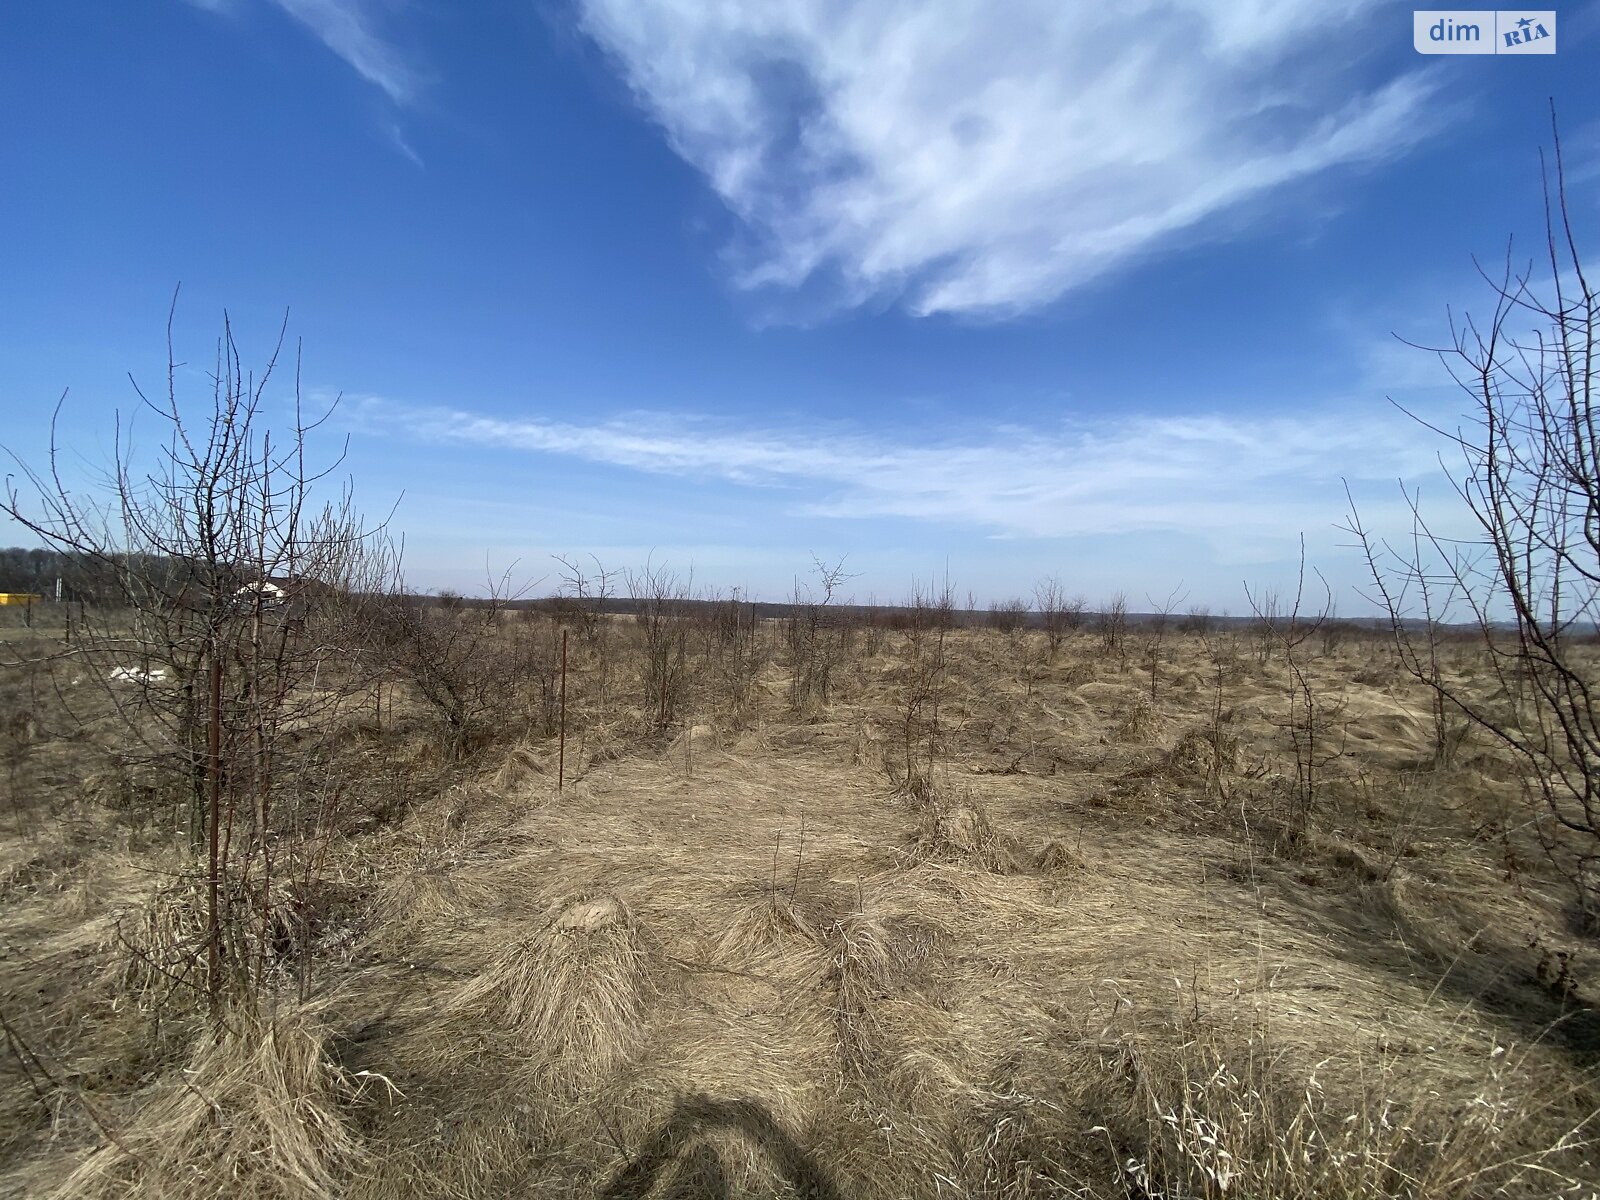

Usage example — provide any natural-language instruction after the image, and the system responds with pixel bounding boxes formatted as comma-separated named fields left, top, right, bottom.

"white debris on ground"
left=108, top=666, right=167, bottom=685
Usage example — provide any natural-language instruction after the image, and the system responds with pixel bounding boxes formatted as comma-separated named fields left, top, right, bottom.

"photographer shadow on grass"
left=601, top=1094, right=842, bottom=1200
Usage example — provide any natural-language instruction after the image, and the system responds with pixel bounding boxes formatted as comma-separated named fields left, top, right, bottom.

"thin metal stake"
left=558, top=629, right=568, bottom=792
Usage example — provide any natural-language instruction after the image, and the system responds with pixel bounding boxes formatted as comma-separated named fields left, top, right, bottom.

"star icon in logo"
left=1517, top=15, right=1533, bottom=29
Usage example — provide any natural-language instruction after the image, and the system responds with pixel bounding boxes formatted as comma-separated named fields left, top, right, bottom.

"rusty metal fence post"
left=558, top=629, right=568, bottom=792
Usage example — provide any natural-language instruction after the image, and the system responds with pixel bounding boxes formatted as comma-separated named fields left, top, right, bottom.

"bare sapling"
left=889, top=578, right=956, bottom=797
left=375, top=562, right=533, bottom=761
left=1098, top=591, right=1129, bottom=670
left=1245, top=538, right=1343, bottom=836
left=701, top=586, right=764, bottom=728
left=862, top=593, right=887, bottom=658
left=987, top=597, right=1029, bottom=637
left=555, top=552, right=618, bottom=722
left=1181, top=604, right=1213, bottom=637
left=1197, top=628, right=1237, bottom=800
left=627, top=557, right=694, bottom=732
left=1, top=298, right=392, bottom=1017
left=511, top=609, right=563, bottom=738
left=1345, top=118, right=1600, bottom=916
left=1034, top=576, right=1064, bottom=660
left=787, top=555, right=856, bottom=714
left=1143, top=582, right=1189, bottom=702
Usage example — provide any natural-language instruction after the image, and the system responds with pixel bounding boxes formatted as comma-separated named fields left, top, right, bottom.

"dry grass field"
left=2, top=606, right=1597, bottom=1198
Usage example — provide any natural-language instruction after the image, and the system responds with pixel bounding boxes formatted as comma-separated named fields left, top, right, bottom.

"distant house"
left=167, top=574, right=333, bottom=619
left=0, top=593, right=42, bottom=607
left=235, top=580, right=289, bottom=609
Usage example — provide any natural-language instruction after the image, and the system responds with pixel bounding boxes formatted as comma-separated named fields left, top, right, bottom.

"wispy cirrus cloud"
left=577, top=0, right=1440, bottom=317
left=348, top=396, right=1448, bottom=550
left=270, top=0, right=420, bottom=104
left=383, top=120, right=424, bottom=166
left=186, top=0, right=423, bottom=106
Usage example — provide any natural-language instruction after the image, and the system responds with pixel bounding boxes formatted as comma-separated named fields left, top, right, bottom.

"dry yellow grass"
left=1, top=620, right=1597, bottom=1197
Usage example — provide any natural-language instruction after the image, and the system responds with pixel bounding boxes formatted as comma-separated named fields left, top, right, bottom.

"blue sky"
left=2, top=1, right=1597, bottom=611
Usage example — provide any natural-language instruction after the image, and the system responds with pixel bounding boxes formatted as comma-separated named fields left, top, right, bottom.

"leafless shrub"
left=554, top=553, right=619, bottom=720
left=1062, top=591, right=1088, bottom=641
left=1143, top=583, right=1189, bottom=702
left=1250, top=589, right=1281, bottom=663
left=787, top=556, right=856, bottom=714
left=376, top=569, right=529, bottom=760
left=1, top=299, right=390, bottom=1015
left=1318, top=610, right=1349, bottom=658
left=1181, top=604, right=1213, bottom=637
left=1193, top=631, right=1243, bottom=801
left=1246, top=539, right=1346, bottom=834
left=627, top=558, right=694, bottom=731
left=860, top=595, right=888, bottom=658
left=552, top=553, right=617, bottom=644
left=887, top=578, right=956, bottom=793
left=1345, top=120, right=1600, bottom=915
left=510, top=616, right=564, bottom=738
left=701, top=587, right=765, bottom=727
left=987, top=597, right=1029, bottom=636
left=1098, top=591, right=1129, bottom=667
left=1033, top=576, right=1072, bottom=658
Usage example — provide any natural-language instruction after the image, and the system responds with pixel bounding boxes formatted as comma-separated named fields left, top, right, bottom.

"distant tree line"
left=0, top=546, right=140, bottom=602
left=0, top=547, right=312, bottom=607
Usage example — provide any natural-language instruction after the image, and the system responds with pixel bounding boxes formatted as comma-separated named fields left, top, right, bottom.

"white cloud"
left=577, top=0, right=1438, bottom=316
left=350, top=396, right=1451, bottom=552
left=384, top=120, right=424, bottom=166
left=269, top=0, right=420, bottom=104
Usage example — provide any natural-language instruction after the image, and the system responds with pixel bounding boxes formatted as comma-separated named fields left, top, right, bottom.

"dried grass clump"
left=1116, top=1037, right=1598, bottom=1200
left=0, top=845, right=81, bottom=901
left=596, top=1094, right=840, bottom=1200
left=106, top=868, right=349, bottom=1012
left=668, top=722, right=719, bottom=758
left=1166, top=726, right=1239, bottom=781
left=57, top=1008, right=367, bottom=1200
left=105, top=870, right=210, bottom=1011
left=1076, top=680, right=1144, bottom=709
left=825, top=911, right=899, bottom=1068
left=1034, top=838, right=1084, bottom=874
left=365, top=860, right=498, bottom=954
left=348, top=1112, right=562, bottom=1200
left=1114, top=695, right=1159, bottom=743
left=51, top=866, right=114, bottom=918
left=951, top=1077, right=1087, bottom=1198
left=447, top=892, right=649, bottom=1090
left=1, top=702, right=40, bottom=745
left=849, top=716, right=879, bottom=767
left=716, top=892, right=823, bottom=970
left=389, top=731, right=444, bottom=772
left=891, top=766, right=943, bottom=809
left=1062, top=660, right=1096, bottom=686
left=83, top=760, right=173, bottom=819
left=1362, top=868, right=1525, bottom=970
left=489, top=741, right=546, bottom=793
left=1294, top=829, right=1384, bottom=884
left=937, top=805, right=986, bottom=850
left=396, top=778, right=533, bottom=862
left=911, top=799, right=1022, bottom=874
